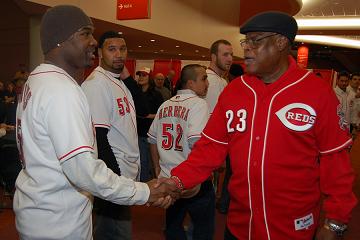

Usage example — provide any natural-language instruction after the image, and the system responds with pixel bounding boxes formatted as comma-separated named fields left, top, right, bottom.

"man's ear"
left=211, top=53, right=216, bottom=63
left=276, top=35, right=289, bottom=52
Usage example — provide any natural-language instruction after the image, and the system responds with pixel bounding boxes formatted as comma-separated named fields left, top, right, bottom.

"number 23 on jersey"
left=226, top=109, right=247, bottom=133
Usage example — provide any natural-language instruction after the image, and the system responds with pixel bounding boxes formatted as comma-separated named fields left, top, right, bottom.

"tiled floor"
left=1, top=135, right=359, bottom=239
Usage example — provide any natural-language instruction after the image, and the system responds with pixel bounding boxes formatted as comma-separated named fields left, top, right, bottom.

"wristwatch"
left=324, top=219, right=347, bottom=237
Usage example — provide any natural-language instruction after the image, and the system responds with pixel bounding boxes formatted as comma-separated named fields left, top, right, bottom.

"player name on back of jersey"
left=158, top=105, right=190, bottom=121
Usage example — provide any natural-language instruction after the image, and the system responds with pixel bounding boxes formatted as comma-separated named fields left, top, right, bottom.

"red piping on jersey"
left=95, top=70, right=136, bottom=111
left=169, top=96, right=197, bottom=103
left=320, top=138, right=352, bottom=154
left=30, top=70, right=77, bottom=85
left=59, top=146, right=94, bottom=160
left=241, top=71, right=311, bottom=240
left=95, top=70, right=137, bottom=131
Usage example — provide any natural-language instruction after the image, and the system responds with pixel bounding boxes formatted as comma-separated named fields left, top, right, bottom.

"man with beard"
left=82, top=31, right=142, bottom=240
left=15, top=6, right=178, bottom=240
left=159, top=11, right=357, bottom=240
left=205, top=39, right=233, bottom=114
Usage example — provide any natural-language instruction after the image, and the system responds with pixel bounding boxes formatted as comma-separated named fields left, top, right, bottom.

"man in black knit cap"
left=14, top=5, right=179, bottom=240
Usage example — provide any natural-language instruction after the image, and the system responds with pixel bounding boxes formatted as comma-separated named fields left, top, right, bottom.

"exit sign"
left=117, top=0, right=152, bottom=20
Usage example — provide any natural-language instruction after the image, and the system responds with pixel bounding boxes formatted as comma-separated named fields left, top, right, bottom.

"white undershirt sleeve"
left=61, top=151, right=150, bottom=206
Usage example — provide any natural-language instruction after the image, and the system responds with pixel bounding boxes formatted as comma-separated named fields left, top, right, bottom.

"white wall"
left=29, top=17, right=43, bottom=72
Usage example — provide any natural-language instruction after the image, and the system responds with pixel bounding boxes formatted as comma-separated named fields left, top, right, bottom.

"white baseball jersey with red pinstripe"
left=15, top=64, right=96, bottom=239
left=82, top=66, right=140, bottom=180
left=148, top=89, right=209, bottom=177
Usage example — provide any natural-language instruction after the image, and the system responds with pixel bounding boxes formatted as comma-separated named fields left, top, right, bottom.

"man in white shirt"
left=148, top=64, right=215, bottom=239
left=205, top=40, right=233, bottom=114
left=82, top=31, right=142, bottom=240
left=347, top=72, right=360, bottom=135
left=14, top=6, right=178, bottom=240
left=334, top=71, right=351, bottom=130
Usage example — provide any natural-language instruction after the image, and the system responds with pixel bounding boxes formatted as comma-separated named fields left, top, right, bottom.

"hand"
left=119, top=65, right=130, bottom=80
left=146, top=178, right=180, bottom=208
left=315, top=226, right=338, bottom=240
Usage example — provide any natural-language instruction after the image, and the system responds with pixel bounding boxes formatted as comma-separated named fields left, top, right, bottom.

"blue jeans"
left=138, top=136, right=153, bottom=182
left=165, top=180, right=216, bottom=240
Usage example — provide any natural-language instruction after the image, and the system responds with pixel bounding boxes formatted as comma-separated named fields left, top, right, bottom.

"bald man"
left=154, top=72, right=172, bottom=101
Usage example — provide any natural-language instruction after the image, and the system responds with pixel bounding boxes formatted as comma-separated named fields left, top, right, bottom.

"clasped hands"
left=146, top=177, right=181, bottom=209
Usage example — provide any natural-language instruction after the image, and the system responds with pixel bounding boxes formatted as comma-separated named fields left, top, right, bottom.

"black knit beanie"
left=40, top=5, right=93, bottom=54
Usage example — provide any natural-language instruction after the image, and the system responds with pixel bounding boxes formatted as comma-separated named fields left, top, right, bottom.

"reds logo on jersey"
left=276, top=103, right=317, bottom=131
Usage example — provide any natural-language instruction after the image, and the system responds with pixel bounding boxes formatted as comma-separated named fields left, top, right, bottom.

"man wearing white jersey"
left=347, top=72, right=360, bottom=136
left=14, top=5, right=178, bottom=240
left=334, top=71, right=351, bottom=130
left=205, top=39, right=233, bottom=114
left=148, top=64, right=215, bottom=240
left=82, top=31, right=140, bottom=240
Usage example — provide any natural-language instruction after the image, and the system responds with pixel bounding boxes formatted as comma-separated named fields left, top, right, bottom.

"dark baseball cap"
left=240, top=11, right=298, bottom=43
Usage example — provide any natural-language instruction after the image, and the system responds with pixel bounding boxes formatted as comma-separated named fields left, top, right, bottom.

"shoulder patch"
left=276, top=103, right=316, bottom=131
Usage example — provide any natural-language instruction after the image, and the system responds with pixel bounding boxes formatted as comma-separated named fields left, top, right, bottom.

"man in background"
left=148, top=64, right=214, bottom=240
left=334, top=71, right=351, bottom=130
left=347, top=72, right=360, bottom=136
left=154, top=72, right=172, bottom=101
left=205, top=39, right=233, bottom=114
left=82, top=31, right=142, bottom=240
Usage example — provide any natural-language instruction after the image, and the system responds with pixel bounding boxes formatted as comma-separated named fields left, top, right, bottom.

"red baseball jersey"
left=172, top=57, right=357, bottom=240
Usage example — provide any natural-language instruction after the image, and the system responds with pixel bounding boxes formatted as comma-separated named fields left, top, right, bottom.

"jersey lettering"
left=226, top=109, right=247, bottom=133
left=158, top=105, right=190, bottom=121
left=116, top=97, right=130, bottom=116
left=276, top=103, right=317, bottom=131
left=161, top=123, right=183, bottom=151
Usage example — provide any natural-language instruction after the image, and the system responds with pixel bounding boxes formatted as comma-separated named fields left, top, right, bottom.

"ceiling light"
left=295, top=35, right=360, bottom=49
left=154, top=51, right=158, bottom=53
left=175, top=45, right=180, bottom=48
left=150, top=39, right=155, bottom=42
left=118, top=31, right=123, bottom=35
left=178, top=53, right=182, bottom=56
left=138, top=45, right=142, bottom=48
left=202, top=55, right=206, bottom=58
left=195, top=50, right=199, bottom=53
left=296, top=17, right=360, bottom=30
left=160, top=49, right=164, bottom=52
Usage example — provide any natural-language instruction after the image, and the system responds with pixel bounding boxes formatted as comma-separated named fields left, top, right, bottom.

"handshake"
left=145, top=177, right=201, bottom=208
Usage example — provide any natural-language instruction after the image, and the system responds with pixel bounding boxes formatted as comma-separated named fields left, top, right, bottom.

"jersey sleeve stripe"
left=202, top=132, right=228, bottom=145
left=59, top=146, right=94, bottom=161
left=94, top=123, right=111, bottom=128
left=319, top=138, right=352, bottom=154
left=188, top=134, right=201, bottom=139
left=147, top=132, right=156, bottom=140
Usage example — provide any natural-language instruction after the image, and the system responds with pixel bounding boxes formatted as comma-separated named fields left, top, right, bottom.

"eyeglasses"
left=240, top=33, right=278, bottom=49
